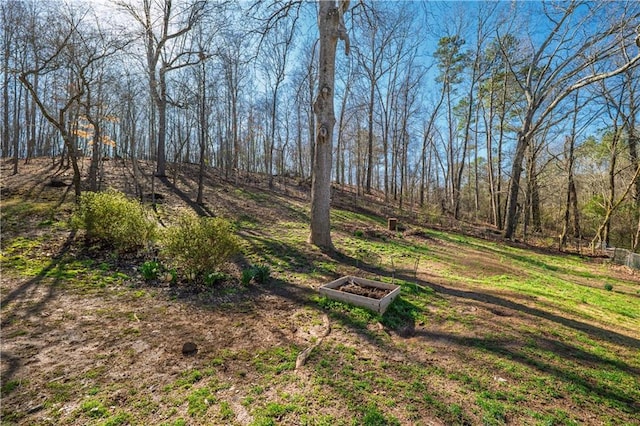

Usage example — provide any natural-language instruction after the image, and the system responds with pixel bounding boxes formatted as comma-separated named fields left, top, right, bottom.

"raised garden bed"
left=319, top=276, right=401, bottom=314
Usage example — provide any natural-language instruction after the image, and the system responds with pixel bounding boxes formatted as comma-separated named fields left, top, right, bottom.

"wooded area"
left=2, top=0, right=639, bottom=251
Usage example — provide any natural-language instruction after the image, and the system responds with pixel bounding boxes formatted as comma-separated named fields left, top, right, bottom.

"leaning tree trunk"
left=309, top=0, right=349, bottom=249
left=560, top=136, right=576, bottom=251
left=504, top=109, right=534, bottom=239
left=504, top=133, right=528, bottom=239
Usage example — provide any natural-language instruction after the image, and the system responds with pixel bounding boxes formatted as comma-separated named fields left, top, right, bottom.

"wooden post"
left=388, top=217, right=397, bottom=231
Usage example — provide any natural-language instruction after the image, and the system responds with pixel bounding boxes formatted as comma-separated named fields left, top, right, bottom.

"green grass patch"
left=1, top=380, right=21, bottom=395
left=187, top=388, right=214, bottom=417
left=251, top=402, right=298, bottom=425
left=164, top=369, right=203, bottom=391
left=360, top=403, right=400, bottom=425
left=253, top=346, right=299, bottom=375
left=80, top=399, right=109, bottom=419
left=218, top=400, right=234, bottom=420
left=100, top=412, right=131, bottom=426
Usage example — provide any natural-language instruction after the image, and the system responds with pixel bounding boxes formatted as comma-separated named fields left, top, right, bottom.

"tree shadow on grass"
left=157, top=176, right=215, bottom=217
left=230, top=239, right=640, bottom=354
left=1, top=230, right=76, bottom=383
left=418, top=276, right=640, bottom=350
left=328, top=246, right=640, bottom=351
left=413, top=329, right=640, bottom=414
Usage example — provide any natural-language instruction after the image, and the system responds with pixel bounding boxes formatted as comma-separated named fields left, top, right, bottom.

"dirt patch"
left=337, top=281, right=390, bottom=300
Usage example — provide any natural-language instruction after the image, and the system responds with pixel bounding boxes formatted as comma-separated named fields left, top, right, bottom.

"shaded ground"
left=1, top=158, right=639, bottom=425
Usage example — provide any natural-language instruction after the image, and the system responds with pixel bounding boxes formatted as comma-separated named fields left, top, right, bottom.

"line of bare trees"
left=2, top=0, right=639, bottom=251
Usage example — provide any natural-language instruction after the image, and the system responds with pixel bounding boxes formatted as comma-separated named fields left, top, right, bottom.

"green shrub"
left=354, top=229, right=365, bottom=238
left=162, top=212, right=240, bottom=275
left=140, top=260, right=161, bottom=281
left=241, top=268, right=254, bottom=285
left=252, top=265, right=271, bottom=284
left=204, top=271, right=228, bottom=286
left=241, top=265, right=271, bottom=285
left=604, top=283, right=613, bottom=291
left=73, top=189, right=156, bottom=252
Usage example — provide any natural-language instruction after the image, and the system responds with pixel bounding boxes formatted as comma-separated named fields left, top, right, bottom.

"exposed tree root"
left=295, top=313, right=331, bottom=369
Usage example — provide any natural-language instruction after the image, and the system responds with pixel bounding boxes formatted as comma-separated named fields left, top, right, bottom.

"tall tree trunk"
left=496, top=71, right=508, bottom=229
left=231, top=64, right=239, bottom=173
left=25, top=72, right=37, bottom=163
left=526, top=142, right=542, bottom=234
left=335, top=69, right=350, bottom=185
left=296, top=100, right=304, bottom=179
left=12, top=79, right=21, bottom=175
left=625, top=72, right=639, bottom=247
left=454, top=62, right=478, bottom=219
left=504, top=116, right=532, bottom=239
left=365, top=82, right=374, bottom=193
left=197, top=60, right=207, bottom=205
left=307, top=62, right=315, bottom=180
left=309, top=0, right=349, bottom=249
left=269, top=85, right=279, bottom=188
left=155, top=68, right=168, bottom=176
left=560, top=92, right=580, bottom=250
left=603, top=129, right=619, bottom=247
left=560, top=136, right=576, bottom=251
left=445, top=82, right=454, bottom=211
left=2, top=17, right=9, bottom=159
left=485, top=101, right=498, bottom=225
left=419, top=80, right=446, bottom=207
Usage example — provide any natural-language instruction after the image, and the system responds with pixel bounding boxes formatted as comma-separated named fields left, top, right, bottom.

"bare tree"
left=218, top=29, right=247, bottom=176
left=1, top=1, right=23, bottom=166
left=118, top=0, right=206, bottom=177
left=499, top=1, right=640, bottom=239
left=452, top=4, right=495, bottom=219
left=259, top=17, right=297, bottom=188
left=19, top=5, right=122, bottom=198
left=308, top=0, right=350, bottom=249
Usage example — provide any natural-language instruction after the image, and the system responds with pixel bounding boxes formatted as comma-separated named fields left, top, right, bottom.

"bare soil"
left=337, top=282, right=389, bottom=300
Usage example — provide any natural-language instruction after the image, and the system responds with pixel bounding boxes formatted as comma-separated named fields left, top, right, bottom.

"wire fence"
left=607, top=246, right=640, bottom=270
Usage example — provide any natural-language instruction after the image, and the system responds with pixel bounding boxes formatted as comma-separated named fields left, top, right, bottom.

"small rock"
left=182, top=342, right=197, bottom=356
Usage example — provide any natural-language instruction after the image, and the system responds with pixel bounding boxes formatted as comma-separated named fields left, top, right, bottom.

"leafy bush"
left=140, top=260, right=161, bottom=281
left=604, top=283, right=613, bottom=291
left=72, top=189, right=156, bottom=252
left=241, top=265, right=271, bottom=285
left=252, top=265, right=271, bottom=284
left=354, top=229, right=365, bottom=238
left=241, top=268, right=254, bottom=285
left=204, top=271, right=228, bottom=286
left=162, top=212, right=240, bottom=275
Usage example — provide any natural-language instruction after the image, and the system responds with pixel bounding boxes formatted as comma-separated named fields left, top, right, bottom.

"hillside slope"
left=2, top=158, right=639, bottom=425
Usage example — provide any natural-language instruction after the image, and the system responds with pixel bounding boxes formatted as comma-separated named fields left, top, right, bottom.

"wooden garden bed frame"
left=319, top=276, right=401, bottom=314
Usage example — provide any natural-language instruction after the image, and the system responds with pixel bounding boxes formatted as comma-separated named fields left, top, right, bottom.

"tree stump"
left=388, top=218, right=397, bottom=231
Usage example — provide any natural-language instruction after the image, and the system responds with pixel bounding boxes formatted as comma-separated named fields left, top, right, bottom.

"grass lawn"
left=2, top=159, right=639, bottom=425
